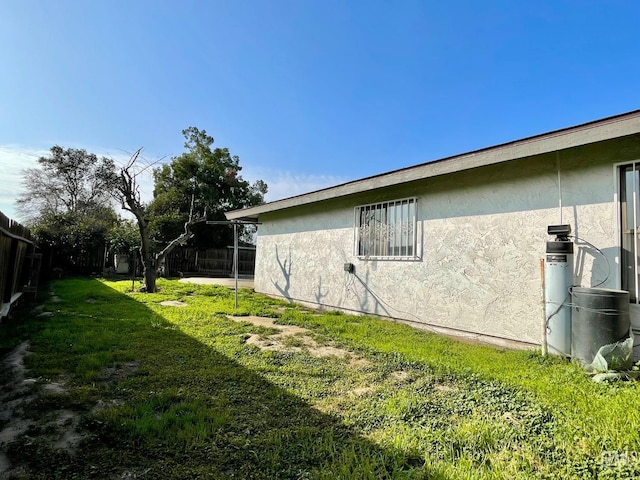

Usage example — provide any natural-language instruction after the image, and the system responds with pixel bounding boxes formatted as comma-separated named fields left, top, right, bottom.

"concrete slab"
left=179, top=277, right=254, bottom=289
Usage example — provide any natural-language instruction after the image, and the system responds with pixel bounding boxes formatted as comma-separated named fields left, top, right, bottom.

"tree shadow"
left=572, top=206, right=616, bottom=289
left=314, top=275, right=329, bottom=306
left=271, top=245, right=293, bottom=301
left=354, top=269, right=391, bottom=317
left=0, top=278, right=442, bottom=479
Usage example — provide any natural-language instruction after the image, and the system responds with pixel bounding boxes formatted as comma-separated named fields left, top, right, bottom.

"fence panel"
left=0, top=211, right=38, bottom=319
left=0, top=234, right=11, bottom=303
left=164, top=246, right=256, bottom=277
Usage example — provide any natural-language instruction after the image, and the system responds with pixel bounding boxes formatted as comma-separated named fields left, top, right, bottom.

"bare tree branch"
left=156, top=211, right=207, bottom=261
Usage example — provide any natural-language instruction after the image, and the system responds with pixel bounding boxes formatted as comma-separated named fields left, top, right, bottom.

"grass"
left=1, top=277, right=639, bottom=479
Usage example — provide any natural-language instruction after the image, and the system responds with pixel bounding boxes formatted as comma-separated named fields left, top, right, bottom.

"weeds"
left=0, top=277, right=638, bottom=478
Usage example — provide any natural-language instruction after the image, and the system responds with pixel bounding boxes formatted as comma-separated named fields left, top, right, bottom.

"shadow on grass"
left=1, top=278, right=440, bottom=479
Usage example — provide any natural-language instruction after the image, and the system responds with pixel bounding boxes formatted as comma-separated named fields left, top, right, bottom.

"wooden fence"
left=0, top=211, right=41, bottom=319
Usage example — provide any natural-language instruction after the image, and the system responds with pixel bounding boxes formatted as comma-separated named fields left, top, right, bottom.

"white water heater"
left=544, top=225, right=574, bottom=356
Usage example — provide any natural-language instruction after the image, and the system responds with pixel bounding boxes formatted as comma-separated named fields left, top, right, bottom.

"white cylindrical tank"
left=545, top=240, right=574, bottom=356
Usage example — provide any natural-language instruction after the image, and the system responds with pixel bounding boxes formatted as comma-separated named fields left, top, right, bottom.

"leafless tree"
left=113, top=149, right=205, bottom=292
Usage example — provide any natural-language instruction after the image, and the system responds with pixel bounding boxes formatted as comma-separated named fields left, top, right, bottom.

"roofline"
left=226, top=109, right=640, bottom=220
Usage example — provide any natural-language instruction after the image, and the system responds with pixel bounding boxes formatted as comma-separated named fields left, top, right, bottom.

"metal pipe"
left=540, top=258, right=547, bottom=356
left=234, top=222, right=238, bottom=309
left=634, top=165, right=639, bottom=303
left=206, top=219, right=261, bottom=310
left=557, top=152, right=563, bottom=225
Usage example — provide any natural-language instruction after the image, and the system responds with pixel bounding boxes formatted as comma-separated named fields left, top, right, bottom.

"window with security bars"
left=355, top=198, right=417, bottom=258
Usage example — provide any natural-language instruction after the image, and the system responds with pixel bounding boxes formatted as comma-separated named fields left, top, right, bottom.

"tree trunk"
left=115, top=149, right=204, bottom=293
left=139, top=220, right=158, bottom=293
left=143, top=262, right=157, bottom=293
left=132, top=207, right=158, bottom=293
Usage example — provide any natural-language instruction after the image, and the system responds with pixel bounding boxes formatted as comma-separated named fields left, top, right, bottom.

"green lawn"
left=1, top=277, right=639, bottom=479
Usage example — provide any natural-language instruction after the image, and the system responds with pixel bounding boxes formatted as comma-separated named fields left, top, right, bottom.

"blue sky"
left=1, top=1, right=639, bottom=221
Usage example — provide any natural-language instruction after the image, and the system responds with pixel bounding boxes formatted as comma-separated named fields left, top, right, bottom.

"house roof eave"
left=226, top=109, right=640, bottom=221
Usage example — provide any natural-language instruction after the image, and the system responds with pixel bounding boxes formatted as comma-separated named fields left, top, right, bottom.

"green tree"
left=111, top=128, right=266, bottom=293
left=17, top=146, right=119, bottom=272
left=149, top=127, right=267, bottom=248
left=107, top=218, right=140, bottom=254
left=17, top=145, right=116, bottom=219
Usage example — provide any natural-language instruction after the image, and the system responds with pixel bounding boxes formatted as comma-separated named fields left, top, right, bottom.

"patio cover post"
left=207, top=219, right=261, bottom=309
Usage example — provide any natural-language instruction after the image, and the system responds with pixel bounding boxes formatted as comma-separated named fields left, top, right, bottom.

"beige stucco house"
left=227, top=110, right=640, bottom=348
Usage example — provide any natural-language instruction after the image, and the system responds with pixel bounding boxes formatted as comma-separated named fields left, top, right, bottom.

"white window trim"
left=353, top=197, right=418, bottom=260
left=615, top=160, right=640, bottom=303
left=614, top=161, right=640, bottom=331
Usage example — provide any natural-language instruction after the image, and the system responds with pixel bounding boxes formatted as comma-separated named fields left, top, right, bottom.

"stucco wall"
left=254, top=138, right=640, bottom=346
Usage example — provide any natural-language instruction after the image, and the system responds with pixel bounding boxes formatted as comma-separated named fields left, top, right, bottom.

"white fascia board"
left=226, top=110, right=640, bottom=220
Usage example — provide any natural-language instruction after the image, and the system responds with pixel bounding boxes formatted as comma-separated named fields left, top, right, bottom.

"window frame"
left=353, top=197, right=418, bottom=260
left=619, top=162, right=640, bottom=303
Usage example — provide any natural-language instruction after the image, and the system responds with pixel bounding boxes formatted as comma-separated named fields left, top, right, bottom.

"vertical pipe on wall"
left=557, top=152, right=563, bottom=224
left=540, top=258, right=547, bottom=356
left=633, top=165, right=639, bottom=303
left=234, top=222, right=239, bottom=309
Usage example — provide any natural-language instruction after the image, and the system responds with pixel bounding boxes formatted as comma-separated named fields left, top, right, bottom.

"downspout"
left=557, top=152, right=563, bottom=224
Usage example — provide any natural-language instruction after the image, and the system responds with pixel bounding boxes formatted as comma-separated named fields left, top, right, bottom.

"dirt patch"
left=42, top=382, right=67, bottom=395
left=348, top=357, right=372, bottom=369
left=230, top=315, right=364, bottom=361
left=232, top=315, right=308, bottom=334
left=0, top=455, right=11, bottom=474
left=91, top=398, right=124, bottom=414
left=3, top=341, right=29, bottom=377
left=100, top=361, right=141, bottom=384
left=349, top=386, right=375, bottom=397
left=37, top=408, right=85, bottom=451
left=0, top=344, right=141, bottom=476
left=0, top=342, right=88, bottom=477
left=0, top=421, right=34, bottom=445
left=434, top=383, right=459, bottom=393
left=160, top=300, right=188, bottom=307
left=117, top=467, right=153, bottom=478
left=390, top=370, right=410, bottom=382
left=309, top=344, right=352, bottom=358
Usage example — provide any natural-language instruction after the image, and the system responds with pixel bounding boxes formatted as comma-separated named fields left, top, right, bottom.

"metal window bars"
left=355, top=198, right=416, bottom=258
